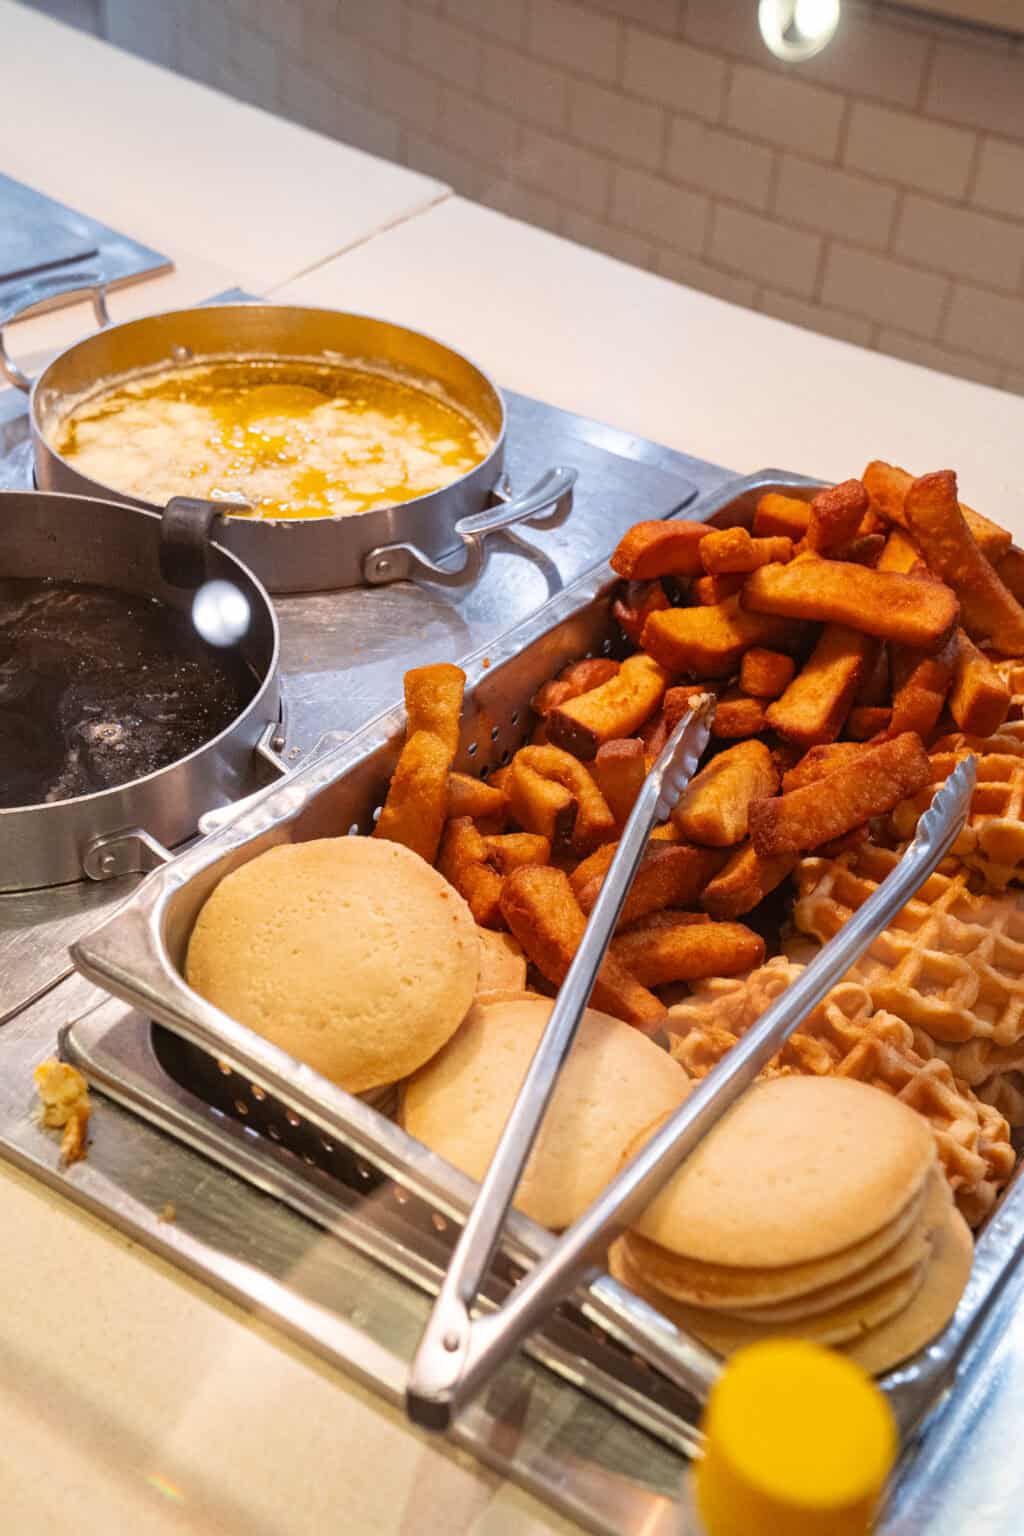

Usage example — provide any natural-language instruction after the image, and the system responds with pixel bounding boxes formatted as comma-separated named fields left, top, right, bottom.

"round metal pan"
left=1, top=288, right=575, bottom=594
left=0, top=490, right=281, bottom=892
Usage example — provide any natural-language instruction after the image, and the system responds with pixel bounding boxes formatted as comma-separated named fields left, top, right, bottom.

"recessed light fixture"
left=758, top=0, right=841, bottom=61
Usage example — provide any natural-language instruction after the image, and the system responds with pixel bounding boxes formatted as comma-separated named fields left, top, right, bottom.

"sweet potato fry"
left=483, top=832, right=551, bottom=874
left=404, top=664, right=465, bottom=758
left=877, top=528, right=925, bottom=575
left=641, top=686, right=710, bottom=757
left=781, top=741, right=865, bottom=794
left=700, top=841, right=797, bottom=920
left=575, top=843, right=725, bottom=928
left=995, top=546, right=1024, bottom=604
left=846, top=706, right=891, bottom=740
left=507, top=745, right=615, bottom=851
left=739, top=648, right=795, bottom=699
left=612, top=581, right=670, bottom=644
left=903, top=470, right=1024, bottom=656
left=373, top=730, right=452, bottom=863
left=446, top=771, right=506, bottom=822
left=805, top=479, right=869, bottom=554
left=692, top=572, right=746, bottom=606
left=741, top=552, right=958, bottom=648
left=673, top=739, right=778, bottom=847
left=889, top=630, right=956, bottom=738
left=547, top=653, right=671, bottom=760
left=753, top=493, right=811, bottom=542
left=610, top=914, right=764, bottom=986
left=592, top=738, right=646, bottom=825
left=642, top=595, right=805, bottom=677
left=949, top=629, right=1011, bottom=738
left=700, top=526, right=793, bottom=575
left=610, top=520, right=711, bottom=580
left=498, top=866, right=665, bottom=1030
left=748, top=732, right=931, bottom=856
left=437, top=818, right=504, bottom=927
left=531, top=657, right=620, bottom=717
left=766, top=625, right=876, bottom=748
left=863, top=459, right=1011, bottom=562
left=710, top=689, right=769, bottom=739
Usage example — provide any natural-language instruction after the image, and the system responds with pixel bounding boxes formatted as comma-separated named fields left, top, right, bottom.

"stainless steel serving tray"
left=72, top=470, right=1024, bottom=1458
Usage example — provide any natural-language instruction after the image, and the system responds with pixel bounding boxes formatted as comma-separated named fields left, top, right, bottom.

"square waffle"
left=668, top=957, right=1015, bottom=1224
left=893, top=747, right=1024, bottom=890
left=793, top=843, right=1024, bottom=1048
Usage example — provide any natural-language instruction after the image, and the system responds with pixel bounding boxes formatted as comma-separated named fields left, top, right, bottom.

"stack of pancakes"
left=609, top=1076, right=972, bottom=1376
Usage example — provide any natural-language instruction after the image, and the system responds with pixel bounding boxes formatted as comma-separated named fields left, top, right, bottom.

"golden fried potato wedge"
left=863, top=459, right=1011, bottom=562
left=753, top=493, right=812, bottom=542
left=700, top=841, right=797, bottom=920
left=575, top=843, right=725, bottom=928
left=446, top=771, right=506, bottom=822
left=532, top=657, right=620, bottom=718
left=692, top=572, right=746, bottom=606
left=766, top=625, right=876, bottom=748
left=508, top=745, right=615, bottom=851
left=642, top=595, right=805, bottom=677
left=437, top=817, right=504, bottom=928
left=781, top=741, right=865, bottom=794
left=889, top=631, right=956, bottom=739
left=995, top=545, right=1024, bottom=604
left=610, top=520, right=711, bottom=580
left=373, top=730, right=452, bottom=863
left=404, top=664, right=465, bottom=757
left=710, top=689, right=770, bottom=739
left=742, top=553, right=958, bottom=649
left=610, top=913, right=764, bottom=987
left=877, top=528, right=925, bottom=575
left=483, top=832, right=551, bottom=874
left=749, top=732, right=930, bottom=856
left=904, top=470, right=1024, bottom=656
left=612, top=581, right=670, bottom=644
left=805, top=479, right=869, bottom=554
left=700, top=526, right=793, bottom=575
left=739, top=648, right=795, bottom=699
left=548, top=653, right=671, bottom=760
left=673, top=739, right=778, bottom=847
left=949, top=629, right=1011, bottom=738
left=592, top=738, right=647, bottom=826
left=846, top=706, right=891, bottom=740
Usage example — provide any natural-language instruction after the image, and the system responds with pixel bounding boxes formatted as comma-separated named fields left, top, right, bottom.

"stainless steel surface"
left=0, top=490, right=281, bottom=892
left=0, top=273, right=110, bottom=392
left=408, top=697, right=716, bottom=1430
left=21, top=301, right=585, bottom=593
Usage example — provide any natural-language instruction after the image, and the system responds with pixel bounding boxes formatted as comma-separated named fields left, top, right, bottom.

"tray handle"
left=0, top=270, right=110, bottom=392
left=362, top=465, right=577, bottom=587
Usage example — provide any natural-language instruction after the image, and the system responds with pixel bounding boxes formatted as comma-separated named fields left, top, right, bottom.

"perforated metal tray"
left=71, top=470, right=1024, bottom=1456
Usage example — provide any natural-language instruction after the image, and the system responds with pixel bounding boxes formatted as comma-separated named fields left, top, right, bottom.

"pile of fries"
left=371, top=460, right=1024, bottom=1041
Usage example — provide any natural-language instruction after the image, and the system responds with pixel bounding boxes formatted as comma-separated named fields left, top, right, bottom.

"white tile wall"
left=78, top=0, right=1024, bottom=397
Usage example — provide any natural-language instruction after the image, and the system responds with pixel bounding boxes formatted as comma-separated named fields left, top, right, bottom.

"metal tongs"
left=406, top=702, right=976, bottom=1430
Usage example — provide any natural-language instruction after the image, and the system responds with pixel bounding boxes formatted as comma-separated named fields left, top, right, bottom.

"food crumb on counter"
left=33, top=1058, right=91, bottom=1166
left=157, top=1202, right=177, bottom=1224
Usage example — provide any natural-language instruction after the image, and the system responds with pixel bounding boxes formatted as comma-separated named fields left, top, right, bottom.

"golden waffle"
left=793, top=843, right=1024, bottom=1048
left=669, top=958, right=1016, bottom=1224
left=893, top=748, right=1024, bottom=889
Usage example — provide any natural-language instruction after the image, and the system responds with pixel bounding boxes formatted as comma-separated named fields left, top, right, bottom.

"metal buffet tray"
left=70, top=472, right=1024, bottom=1482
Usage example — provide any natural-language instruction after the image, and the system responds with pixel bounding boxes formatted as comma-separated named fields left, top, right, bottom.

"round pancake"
left=621, top=1179, right=928, bottom=1310
left=400, top=996, right=688, bottom=1230
left=185, top=836, right=478, bottom=1094
left=843, top=1200, right=973, bottom=1376
left=630, top=1077, right=936, bottom=1267
left=609, top=1238, right=927, bottom=1355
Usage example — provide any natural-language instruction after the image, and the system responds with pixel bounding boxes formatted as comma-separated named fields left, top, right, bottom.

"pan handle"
left=0, top=271, right=110, bottom=392
left=362, top=465, right=577, bottom=587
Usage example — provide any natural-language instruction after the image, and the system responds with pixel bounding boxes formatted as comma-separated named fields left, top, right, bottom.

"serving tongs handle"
left=406, top=694, right=716, bottom=1428
left=406, top=752, right=976, bottom=1431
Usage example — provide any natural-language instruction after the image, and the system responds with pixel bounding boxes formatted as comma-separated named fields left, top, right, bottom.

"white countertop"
left=5, top=9, right=1024, bottom=1534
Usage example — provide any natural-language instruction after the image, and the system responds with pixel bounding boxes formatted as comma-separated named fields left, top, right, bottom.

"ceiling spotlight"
left=758, top=0, right=841, bottom=61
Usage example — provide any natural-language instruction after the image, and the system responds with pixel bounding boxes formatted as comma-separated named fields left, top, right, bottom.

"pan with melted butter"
left=54, top=358, right=492, bottom=521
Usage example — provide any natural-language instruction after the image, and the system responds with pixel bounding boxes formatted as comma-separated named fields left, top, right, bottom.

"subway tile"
left=944, top=283, right=1024, bottom=369
left=726, top=63, right=845, bottom=161
left=479, top=178, right=565, bottom=236
left=437, top=87, right=520, bottom=168
left=973, top=137, right=1024, bottom=222
left=321, top=35, right=373, bottom=97
left=562, top=208, right=654, bottom=267
left=444, top=0, right=526, bottom=45
left=527, top=0, right=620, bottom=83
left=513, top=127, right=611, bottom=214
left=480, top=41, right=566, bottom=132
left=336, top=0, right=401, bottom=54
left=405, top=7, right=482, bottom=89
left=654, top=247, right=757, bottom=306
left=404, top=132, right=483, bottom=195
left=759, top=289, right=874, bottom=348
left=794, top=11, right=929, bottom=108
left=606, top=0, right=684, bottom=35
left=622, top=27, right=725, bottom=123
left=332, top=95, right=403, bottom=159
left=233, top=22, right=279, bottom=106
left=876, top=329, right=1003, bottom=389
left=774, top=155, right=897, bottom=248
left=367, top=51, right=442, bottom=135
left=894, top=194, right=1024, bottom=294
left=822, top=244, right=948, bottom=338
left=709, top=203, right=822, bottom=297
left=682, top=0, right=761, bottom=62
left=666, top=116, right=775, bottom=211
left=926, top=41, right=1023, bottom=140
left=844, top=102, right=976, bottom=199
left=610, top=165, right=709, bottom=251
left=568, top=77, right=665, bottom=168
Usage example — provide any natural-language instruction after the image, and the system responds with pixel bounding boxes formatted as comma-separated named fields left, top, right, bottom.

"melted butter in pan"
left=54, top=359, right=491, bottom=520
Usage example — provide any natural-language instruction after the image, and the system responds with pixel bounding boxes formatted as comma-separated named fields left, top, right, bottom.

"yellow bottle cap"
left=695, top=1340, right=897, bottom=1536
